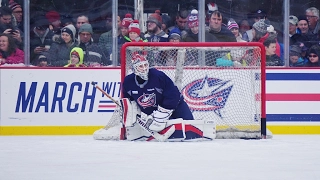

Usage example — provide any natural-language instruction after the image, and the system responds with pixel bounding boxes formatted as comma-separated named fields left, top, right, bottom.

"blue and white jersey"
left=122, top=68, right=193, bottom=120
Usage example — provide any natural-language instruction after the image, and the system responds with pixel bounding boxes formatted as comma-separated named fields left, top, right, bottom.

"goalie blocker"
left=93, top=98, right=216, bottom=141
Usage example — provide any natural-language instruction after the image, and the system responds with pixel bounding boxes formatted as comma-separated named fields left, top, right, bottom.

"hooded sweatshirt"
left=64, top=47, right=85, bottom=67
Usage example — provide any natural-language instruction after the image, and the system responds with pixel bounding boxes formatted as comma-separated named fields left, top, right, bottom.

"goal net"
left=121, top=42, right=266, bottom=139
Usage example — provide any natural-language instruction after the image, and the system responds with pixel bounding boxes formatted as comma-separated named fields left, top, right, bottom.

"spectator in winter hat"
left=289, top=15, right=298, bottom=37
left=64, top=47, right=86, bottom=67
left=252, top=19, right=269, bottom=41
left=145, top=10, right=168, bottom=42
left=291, top=16, right=318, bottom=48
left=252, top=19, right=282, bottom=59
left=242, top=9, right=267, bottom=42
left=128, top=20, right=145, bottom=42
left=9, top=0, right=23, bottom=32
left=121, top=13, right=133, bottom=38
left=39, top=24, right=77, bottom=67
left=45, top=11, right=61, bottom=35
left=78, top=23, right=93, bottom=43
left=305, top=44, right=320, bottom=67
left=168, top=28, right=181, bottom=42
left=61, top=24, right=76, bottom=43
left=297, top=16, right=309, bottom=34
left=227, top=19, right=245, bottom=42
left=30, top=17, right=54, bottom=64
left=289, top=44, right=307, bottom=67
left=183, top=9, right=200, bottom=42
left=188, top=9, right=199, bottom=34
left=161, top=14, right=172, bottom=34
left=147, top=10, right=162, bottom=29
left=78, top=23, right=110, bottom=67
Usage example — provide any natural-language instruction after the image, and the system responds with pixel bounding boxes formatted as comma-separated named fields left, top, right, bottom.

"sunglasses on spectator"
left=309, top=54, right=318, bottom=58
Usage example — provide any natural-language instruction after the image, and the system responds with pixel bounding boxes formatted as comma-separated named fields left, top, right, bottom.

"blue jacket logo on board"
left=181, top=76, right=233, bottom=118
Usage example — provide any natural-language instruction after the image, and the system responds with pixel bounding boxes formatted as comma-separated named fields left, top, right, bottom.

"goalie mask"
left=131, top=52, right=149, bottom=80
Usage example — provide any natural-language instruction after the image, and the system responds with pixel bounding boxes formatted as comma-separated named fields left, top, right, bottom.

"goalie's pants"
left=170, top=99, right=194, bottom=120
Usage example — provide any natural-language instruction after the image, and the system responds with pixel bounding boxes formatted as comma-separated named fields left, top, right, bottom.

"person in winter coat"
left=263, top=37, right=282, bottom=66
left=289, top=44, right=308, bottom=67
left=64, top=47, right=85, bottom=67
left=39, top=24, right=78, bottom=67
left=305, top=44, right=320, bottom=67
left=128, top=20, right=147, bottom=42
left=0, top=33, right=24, bottom=65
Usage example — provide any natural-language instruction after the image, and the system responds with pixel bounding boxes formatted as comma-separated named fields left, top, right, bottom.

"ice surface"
left=1, top=135, right=320, bottom=180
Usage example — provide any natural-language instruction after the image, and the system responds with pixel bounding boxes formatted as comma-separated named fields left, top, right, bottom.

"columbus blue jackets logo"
left=181, top=76, right=233, bottom=118
left=137, top=93, right=156, bottom=109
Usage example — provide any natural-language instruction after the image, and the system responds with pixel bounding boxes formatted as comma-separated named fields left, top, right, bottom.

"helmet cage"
left=131, top=53, right=149, bottom=80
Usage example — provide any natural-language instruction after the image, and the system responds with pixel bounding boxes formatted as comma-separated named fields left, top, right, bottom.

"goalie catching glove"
left=147, top=106, right=173, bottom=132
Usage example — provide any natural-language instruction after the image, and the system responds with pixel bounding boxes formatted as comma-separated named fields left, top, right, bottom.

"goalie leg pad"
left=126, top=124, right=150, bottom=141
left=119, top=98, right=141, bottom=127
left=125, top=118, right=216, bottom=142
left=166, top=119, right=216, bottom=142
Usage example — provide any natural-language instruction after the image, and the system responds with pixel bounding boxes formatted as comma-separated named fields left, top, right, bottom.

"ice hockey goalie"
left=93, top=52, right=216, bottom=141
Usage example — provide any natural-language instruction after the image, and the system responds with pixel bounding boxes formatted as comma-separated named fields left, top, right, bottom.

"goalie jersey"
left=122, top=68, right=194, bottom=120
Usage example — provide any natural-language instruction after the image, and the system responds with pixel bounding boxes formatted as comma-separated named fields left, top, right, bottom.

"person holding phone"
left=30, top=17, right=54, bottom=65
left=0, top=6, right=23, bottom=48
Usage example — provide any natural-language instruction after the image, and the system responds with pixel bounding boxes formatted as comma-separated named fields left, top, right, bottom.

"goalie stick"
left=91, top=81, right=175, bottom=142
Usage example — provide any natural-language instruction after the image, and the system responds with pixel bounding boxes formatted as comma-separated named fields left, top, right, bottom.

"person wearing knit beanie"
left=289, top=45, right=307, bottom=67
left=9, top=0, right=23, bottom=24
left=253, top=19, right=268, bottom=34
left=128, top=20, right=142, bottom=42
left=61, top=24, right=76, bottom=43
left=161, top=14, right=171, bottom=34
left=297, top=16, right=309, bottom=34
left=290, top=45, right=302, bottom=57
left=305, top=44, right=320, bottom=67
left=78, top=23, right=93, bottom=44
left=79, top=23, right=93, bottom=35
left=188, top=9, right=199, bottom=28
left=168, top=27, right=181, bottom=42
left=45, top=11, right=60, bottom=24
left=8, top=0, right=21, bottom=11
left=147, top=10, right=163, bottom=28
left=121, top=13, right=133, bottom=28
left=227, top=19, right=239, bottom=31
left=227, top=19, right=245, bottom=42
left=45, top=11, right=61, bottom=33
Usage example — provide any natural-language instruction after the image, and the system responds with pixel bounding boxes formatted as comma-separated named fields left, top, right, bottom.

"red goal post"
left=121, top=42, right=266, bottom=139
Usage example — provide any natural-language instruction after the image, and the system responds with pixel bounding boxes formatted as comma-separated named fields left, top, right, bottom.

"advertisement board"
left=0, top=68, right=319, bottom=135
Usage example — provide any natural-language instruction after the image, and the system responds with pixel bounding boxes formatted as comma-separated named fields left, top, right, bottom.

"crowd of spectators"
left=0, top=1, right=320, bottom=67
